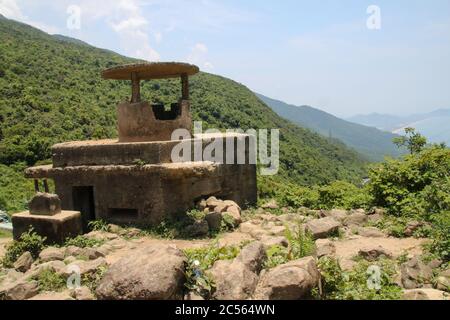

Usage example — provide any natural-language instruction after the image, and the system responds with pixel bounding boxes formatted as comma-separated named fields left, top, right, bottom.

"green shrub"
left=317, top=257, right=402, bottom=300
left=33, top=268, right=67, bottom=292
left=183, top=243, right=241, bottom=299
left=64, top=235, right=104, bottom=248
left=426, top=211, right=450, bottom=263
left=87, top=219, right=109, bottom=232
left=1, top=228, right=46, bottom=267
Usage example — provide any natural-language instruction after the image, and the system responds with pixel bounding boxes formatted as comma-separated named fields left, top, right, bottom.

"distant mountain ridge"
left=257, top=94, right=405, bottom=162
left=348, top=110, right=450, bottom=145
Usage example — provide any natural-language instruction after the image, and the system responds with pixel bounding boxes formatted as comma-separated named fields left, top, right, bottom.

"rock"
left=64, top=256, right=78, bottom=265
left=260, top=236, right=288, bottom=249
left=305, top=217, right=341, bottom=239
left=326, top=209, right=348, bottom=222
left=39, top=247, right=65, bottom=262
left=239, top=222, right=268, bottom=239
left=26, top=260, right=67, bottom=279
left=402, top=289, right=448, bottom=300
left=315, top=239, right=336, bottom=258
left=79, top=247, right=105, bottom=260
left=107, top=238, right=128, bottom=250
left=236, top=242, right=266, bottom=273
left=65, top=245, right=84, bottom=257
left=196, top=199, right=207, bottom=211
left=261, top=200, right=279, bottom=210
left=266, top=225, right=286, bottom=237
left=253, top=257, right=319, bottom=300
left=120, top=227, right=141, bottom=238
left=209, top=242, right=266, bottom=300
left=206, top=196, right=222, bottom=209
left=29, top=290, right=74, bottom=300
left=369, top=208, right=386, bottom=216
left=356, top=227, right=385, bottom=238
left=404, top=221, right=423, bottom=237
left=401, top=257, right=433, bottom=289
left=205, top=212, right=222, bottom=231
left=367, top=213, right=383, bottom=223
left=185, top=220, right=209, bottom=237
left=65, top=258, right=107, bottom=277
left=107, top=224, right=122, bottom=234
left=427, top=259, right=443, bottom=269
left=72, top=286, right=95, bottom=300
left=358, top=246, right=393, bottom=261
left=0, top=279, right=39, bottom=300
left=343, top=212, right=368, bottom=226
left=352, top=209, right=366, bottom=215
left=96, top=245, right=186, bottom=300
left=184, top=292, right=205, bottom=300
left=85, top=231, right=118, bottom=241
left=436, top=269, right=450, bottom=291
left=14, top=252, right=33, bottom=272
left=213, top=203, right=229, bottom=214
left=223, top=205, right=242, bottom=227
left=29, top=192, right=61, bottom=216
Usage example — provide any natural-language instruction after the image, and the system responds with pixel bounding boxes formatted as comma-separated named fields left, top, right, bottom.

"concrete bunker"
left=17, top=62, right=257, bottom=233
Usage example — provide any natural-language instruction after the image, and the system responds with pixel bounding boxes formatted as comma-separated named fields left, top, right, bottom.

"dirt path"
left=334, top=236, right=427, bottom=270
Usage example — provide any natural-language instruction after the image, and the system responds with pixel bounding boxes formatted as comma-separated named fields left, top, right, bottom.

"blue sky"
left=1, top=0, right=449, bottom=117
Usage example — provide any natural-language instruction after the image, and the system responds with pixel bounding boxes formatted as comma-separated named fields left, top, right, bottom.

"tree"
left=393, top=127, right=427, bottom=155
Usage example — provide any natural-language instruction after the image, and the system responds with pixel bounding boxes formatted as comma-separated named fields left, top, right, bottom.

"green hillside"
left=0, top=16, right=367, bottom=213
left=257, top=94, right=405, bottom=162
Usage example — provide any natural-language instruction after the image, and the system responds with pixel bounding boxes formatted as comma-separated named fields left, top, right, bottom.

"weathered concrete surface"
left=12, top=211, right=82, bottom=244
left=29, top=193, right=61, bottom=216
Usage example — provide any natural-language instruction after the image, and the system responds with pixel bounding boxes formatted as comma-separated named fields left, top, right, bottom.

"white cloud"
left=0, top=0, right=59, bottom=33
left=186, top=43, right=214, bottom=71
left=80, top=0, right=160, bottom=61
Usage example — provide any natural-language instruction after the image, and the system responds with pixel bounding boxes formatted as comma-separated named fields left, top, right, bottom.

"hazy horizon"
left=1, top=0, right=449, bottom=118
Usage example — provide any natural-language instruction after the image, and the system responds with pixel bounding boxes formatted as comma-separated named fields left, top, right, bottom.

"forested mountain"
left=0, top=16, right=367, bottom=213
left=257, top=94, right=405, bottom=162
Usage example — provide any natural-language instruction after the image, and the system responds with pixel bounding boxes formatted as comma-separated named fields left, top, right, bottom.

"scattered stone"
left=356, top=227, right=385, bottom=238
left=29, top=290, right=74, bottom=300
left=305, top=217, right=341, bottom=239
left=427, top=259, right=443, bottom=269
left=239, top=221, right=268, bottom=239
left=64, top=256, right=78, bottom=265
left=260, top=236, right=288, bottom=249
left=39, top=247, right=65, bottom=262
left=107, top=224, right=122, bottom=234
left=96, top=245, right=186, bottom=300
left=25, top=260, right=67, bottom=279
left=80, top=247, right=105, bottom=260
left=404, top=221, right=423, bottom=237
left=253, top=257, right=319, bottom=300
left=435, top=269, right=450, bottom=291
left=261, top=200, right=278, bottom=210
left=72, top=286, right=95, bottom=300
left=358, top=245, right=392, bottom=261
left=65, top=245, right=84, bottom=257
left=367, top=213, right=383, bottom=223
left=343, top=212, right=368, bottom=227
left=402, top=289, right=448, bottom=300
left=65, top=258, right=107, bottom=277
left=14, top=252, right=33, bottom=272
left=401, top=257, right=433, bottom=289
left=223, top=205, right=242, bottom=227
left=315, top=239, right=336, bottom=258
left=85, top=231, right=118, bottom=241
left=369, top=208, right=386, bottom=216
left=185, top=220, right=209, bottom=237
left=206, top=196, right=222, bottom=209
left=184, top=292, right=205, bottom=300
left=209, top=242, right=266, bottom=300
left=327, top=209, right=348, bottom=222
left=0, top=279, right=39, bottom=300
left=205, top=212, right=222, bottom=231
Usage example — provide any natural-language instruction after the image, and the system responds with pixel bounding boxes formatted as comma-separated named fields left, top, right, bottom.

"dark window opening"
left=108, top=208, right=138, bottom=220
left=152, top=103, right=181, bottom=120
left=72, top=186, right=96, bottom=232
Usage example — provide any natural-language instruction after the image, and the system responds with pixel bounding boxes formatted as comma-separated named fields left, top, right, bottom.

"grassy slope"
left=0, top=17, right=367, bottom=213
left=258, top=94, right=405, bottom=162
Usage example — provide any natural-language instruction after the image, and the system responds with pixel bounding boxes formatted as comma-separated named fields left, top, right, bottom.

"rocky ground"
left=0, top=198, right=448, bottom=300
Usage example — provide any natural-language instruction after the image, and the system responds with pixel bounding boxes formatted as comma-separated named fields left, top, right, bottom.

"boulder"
left=206, top=196, right=222, bottom=209
left=205, top=212, right=222, bottom=231
left=223, top=205, right=242, bottom=227
left=260, top=236, right=289, bottom=249
left=65, top=258, right=107, bottom=277
left=39, top=247, right=65, bottom=262
left=0, top=279, right=39, bottom=300
left=315, top=239, right=336, bottom=258
left=367, top=213, right=383, bottom=223
left=29, top=290, right=74, bottom=300
left=14, top=251, right=33, bottom=272
left=79, top=247, right=106, bottom=260
left=261, top=200, right=279, bottom=210
left=305, top=217, right=341, bottom=239
left=72, top=286, right=95, bottom=300
left=209, top=242, right=266, bottom=300
left=326, top=209, right=348, bottom=222
left=401, top=257, right=433, bottom=289
left=404, top=221, right=423, bottom=237
left=402, top=289, right=448, bottom=300
left=96, top=245, right=186, bottom=300
left=253, top=257, right=319, bottom=300
left=343, top=212, right=368, bottom=227
left=356, top=227, right=385, bottom=238
left=358, top=246, right=393, bottom=261
left=185, top=220, right=209, bottom=237
left=65, top=245, right=84, bottom=258
left=25, top=260, right=67, bottom=279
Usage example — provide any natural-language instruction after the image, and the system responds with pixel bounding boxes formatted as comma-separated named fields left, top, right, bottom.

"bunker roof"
left=102, top=62, right=199, bottom=80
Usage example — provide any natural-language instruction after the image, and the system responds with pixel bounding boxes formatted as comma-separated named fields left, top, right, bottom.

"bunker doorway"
left=72, top=186, right=96, bottom=232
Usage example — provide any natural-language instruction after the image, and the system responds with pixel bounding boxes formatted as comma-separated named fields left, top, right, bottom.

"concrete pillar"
left=181, top=73, right=189, bottom=100
left=131, top=72, right=141, bottom=103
